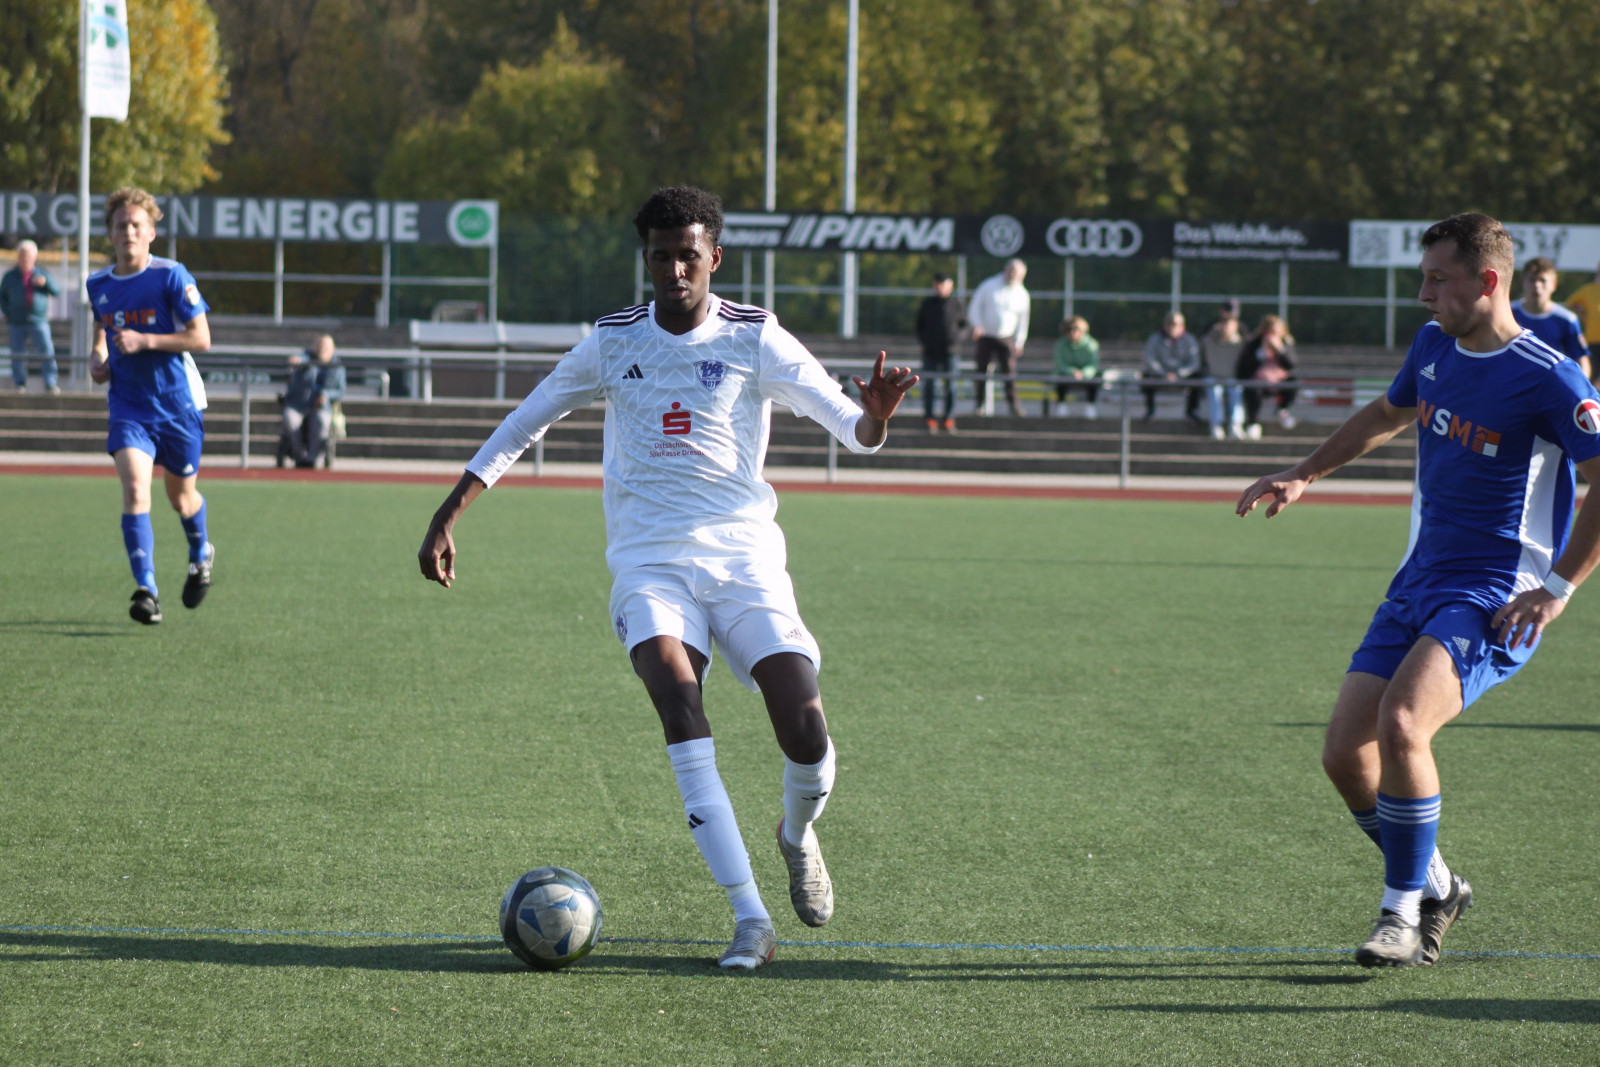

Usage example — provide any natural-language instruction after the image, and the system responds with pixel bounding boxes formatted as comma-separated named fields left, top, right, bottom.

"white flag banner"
left=84, top=0, right=131, bottom=121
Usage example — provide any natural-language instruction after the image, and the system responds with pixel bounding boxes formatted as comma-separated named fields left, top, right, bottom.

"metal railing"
left=41, top=348, right=1367, bottom=483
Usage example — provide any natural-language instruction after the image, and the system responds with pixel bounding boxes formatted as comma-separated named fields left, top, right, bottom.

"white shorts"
left=608, top=558, right=821, bottom=691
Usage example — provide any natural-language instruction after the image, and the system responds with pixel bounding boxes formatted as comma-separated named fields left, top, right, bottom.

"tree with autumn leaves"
left=0, top=0, right=228, bottom=194
left=5, top=0, right=1600, bottom=225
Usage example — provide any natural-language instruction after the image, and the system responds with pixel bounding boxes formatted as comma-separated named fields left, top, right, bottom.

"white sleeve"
left=757, top=319, right=883, bottom=455
left=465, top=333, right=605, bottom=486
left=968, top=279, right=996, bottom=334
left=1014, top=290, right=1030, bottom=349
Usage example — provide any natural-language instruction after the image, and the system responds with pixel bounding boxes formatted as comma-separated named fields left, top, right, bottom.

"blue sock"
left=1349, top=807, right=1382, bottom=847
left=1376, top=792, right=1440, bottom=895
left=181, top=500, right=208, bottom=563
left=121, top=513, right=157, bottom=594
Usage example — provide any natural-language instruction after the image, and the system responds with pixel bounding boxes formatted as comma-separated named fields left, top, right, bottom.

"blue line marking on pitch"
left=3, top=923, right=1599, bottom=961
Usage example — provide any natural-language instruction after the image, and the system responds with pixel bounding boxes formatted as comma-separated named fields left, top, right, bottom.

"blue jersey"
left=1385, top=322, right=1600, bottom=610
left=1511, top=299, right=1589, bottom=365
left=87, top=256, right=210, bottom=421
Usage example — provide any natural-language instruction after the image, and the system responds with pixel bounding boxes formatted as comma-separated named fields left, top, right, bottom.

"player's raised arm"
left=850, top=351, right=918, bottom=448
left=419, top=472, right=487, bottom=587
left=1236, top=396, right=1414, bottom=518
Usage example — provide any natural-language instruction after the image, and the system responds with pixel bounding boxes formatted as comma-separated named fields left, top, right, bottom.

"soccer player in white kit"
left=418, top=187, right=918, bottom=970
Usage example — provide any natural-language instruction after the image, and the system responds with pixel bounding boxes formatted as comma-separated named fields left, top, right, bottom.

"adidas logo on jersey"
left=1421, top=362, right=1437, bottom=380
left=623, top=364, right=644, bottom=380
left=1452, top=636, right=1471, bottom=656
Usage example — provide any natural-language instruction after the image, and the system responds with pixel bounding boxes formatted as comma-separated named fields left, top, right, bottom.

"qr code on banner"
left=1349, top=224, right=1391, bottom=267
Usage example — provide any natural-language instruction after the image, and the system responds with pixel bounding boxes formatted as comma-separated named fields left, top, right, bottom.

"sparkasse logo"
left=662, top=403, right=691, bottom=435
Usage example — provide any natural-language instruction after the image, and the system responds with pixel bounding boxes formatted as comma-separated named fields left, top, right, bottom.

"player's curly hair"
left=633, top=186, right=723, bottom=246
left=104, top=187, right=163, bottom=229
left=1421, top=213, right=1513, bottom=278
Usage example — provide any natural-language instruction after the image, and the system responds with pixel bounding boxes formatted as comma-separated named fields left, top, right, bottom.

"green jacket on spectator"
left=0, top=265, right=59, bottom=324
left=1053, top=333, right=1100, bottom=377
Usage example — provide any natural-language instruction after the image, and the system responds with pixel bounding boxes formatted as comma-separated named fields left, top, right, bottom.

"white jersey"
left=466, top=294, right=881, bottom=572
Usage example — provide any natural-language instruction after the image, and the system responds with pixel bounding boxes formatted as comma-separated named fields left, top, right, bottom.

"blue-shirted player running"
left=87, top=187, right=215, bottom=625
left=1237, top=214, right=1600, bottom=967
left=1512, top=255, right=1591, bottom=381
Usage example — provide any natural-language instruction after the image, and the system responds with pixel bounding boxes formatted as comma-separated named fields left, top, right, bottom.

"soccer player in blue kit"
left=1512, top=256, right=1590, bottom=381
left=88, top=187, right=215, bottom=625
left=1237, top=214, right=1600, bottom=967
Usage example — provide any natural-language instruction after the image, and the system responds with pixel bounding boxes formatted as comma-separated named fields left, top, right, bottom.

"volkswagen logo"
left=979, top=215, right=1026, bottom=257
left=1045, top=218, right=1143, bottom=258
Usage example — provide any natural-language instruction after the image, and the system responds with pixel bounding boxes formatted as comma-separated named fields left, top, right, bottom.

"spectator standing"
left=1202, top=298, right=1247, bottom=439
left=1050, top=316, right=1101, bottom=418
left=1, top=240, right=62, bottom=394
left=968, top=258, right=1030, bottom=418
left=1235, top=314, right=1299, bottom=438
left=1565, top=258, right=1600, bottom=381
left=1514, top=257, right=1591, bottom=379
left=914, top=273, right=965, bottom=432
left=1140, top=311, right=1205, bottom=421
left=280, top=334, right=346, bottom=468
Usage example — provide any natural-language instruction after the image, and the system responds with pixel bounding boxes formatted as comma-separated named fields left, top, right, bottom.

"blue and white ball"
left=499, top=867, right=603, bottom=970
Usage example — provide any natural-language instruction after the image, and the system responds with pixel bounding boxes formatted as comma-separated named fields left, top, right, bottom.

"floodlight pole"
left=840, top=0, right=858, bottom=339
left=75, top=0, right=92, bottom=379
left=764, top=0, right=778, bottom=311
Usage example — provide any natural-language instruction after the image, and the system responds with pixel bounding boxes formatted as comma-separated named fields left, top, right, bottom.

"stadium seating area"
left=0, top=318, right=1417, bottom=480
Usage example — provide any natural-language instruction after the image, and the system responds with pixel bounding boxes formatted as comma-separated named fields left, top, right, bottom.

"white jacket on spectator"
left=968, top=273, right=1031, bottom=350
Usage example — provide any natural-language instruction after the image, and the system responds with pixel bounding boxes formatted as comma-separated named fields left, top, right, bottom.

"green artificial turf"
left=0, top=474, right=1596, bottom=1065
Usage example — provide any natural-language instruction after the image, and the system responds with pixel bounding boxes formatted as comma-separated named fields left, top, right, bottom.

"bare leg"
left=630, top=635, right=711, bottom=743
left=1375, top=638, right=1462, bottom=798
left=750, top=651, right=828, bottom=764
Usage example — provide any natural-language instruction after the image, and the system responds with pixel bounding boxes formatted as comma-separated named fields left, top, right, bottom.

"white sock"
left=1380, top=886, right=1424, bottom=925
left=1424, top=848, right=1452, bottom=901
left=667, top=738, right=769, bottom=922
left=725, top=879, right=768, bottom=924
left=781, top=739, right=836, bottom=848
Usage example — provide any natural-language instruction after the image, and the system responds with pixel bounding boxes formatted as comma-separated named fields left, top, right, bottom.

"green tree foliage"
left=1197, top=0, right=1600, bottom=222
left=404, top=0, right=1600, bottom=222
left=377, top=20, right=646, bottom=215
left=0, top=0, right=228, bottom=194
left=206, top=0, right=426, bottom=195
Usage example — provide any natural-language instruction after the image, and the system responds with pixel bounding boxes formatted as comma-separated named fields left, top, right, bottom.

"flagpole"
left=76, top=0, right=92, bottom=379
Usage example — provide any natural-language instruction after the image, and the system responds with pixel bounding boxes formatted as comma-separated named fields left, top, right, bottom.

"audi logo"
left=1045, top=218, right=1143, bottom=258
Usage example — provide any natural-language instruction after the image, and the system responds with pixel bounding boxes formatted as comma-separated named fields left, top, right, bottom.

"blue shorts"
left=1349, top=587, right=1534, bottom=709
left=107, top=411, right=206, bottom=477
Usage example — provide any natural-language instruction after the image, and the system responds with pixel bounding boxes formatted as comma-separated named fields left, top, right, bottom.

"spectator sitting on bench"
left=1234, top=314, right=1299, bottom=439
left=279, top=334, right=345, bottom=468
left=1051, top=316, right=1101, bottom=418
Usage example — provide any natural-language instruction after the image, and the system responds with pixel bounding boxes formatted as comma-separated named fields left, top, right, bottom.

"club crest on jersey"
left=693, top=360, right=726, bottom=390
left=614, top=613, right=627, bottom=642
left=1574, top=398, right=1600, bottom=434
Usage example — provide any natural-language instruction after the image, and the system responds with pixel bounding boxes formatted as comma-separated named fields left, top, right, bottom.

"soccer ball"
left=499, top=867, right=603, bottom=970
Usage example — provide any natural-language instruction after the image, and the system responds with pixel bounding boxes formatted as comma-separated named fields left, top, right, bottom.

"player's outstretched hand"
left=1492, top=588, right=1565, bottom=650
left=852, top=351, right=919, bottom=421
left=418, top=518, right=458, bottom=588
left=1236, top=468, right=1309, bottom=518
